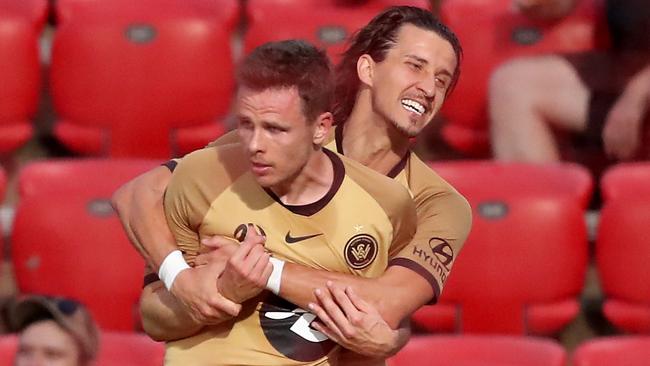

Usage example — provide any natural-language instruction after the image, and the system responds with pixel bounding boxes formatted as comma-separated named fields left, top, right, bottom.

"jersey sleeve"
left=388, top=185, right=472, bottom=303
left=162, top=130, right=240, bottom=173
left=206, top=129, right=239, bottom=148
left=163, top=155, right=206, bottom=267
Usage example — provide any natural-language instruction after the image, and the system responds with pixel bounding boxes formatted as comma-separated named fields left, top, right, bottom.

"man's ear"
left=357, top=54, right=375, bottom=87
left=313, top=112, right=333, bottom=146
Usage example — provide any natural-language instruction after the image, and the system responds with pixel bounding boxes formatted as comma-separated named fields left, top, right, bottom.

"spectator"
left=490, top=0, right=650, bottom=168
left=10, top=296, right=99, bottom=366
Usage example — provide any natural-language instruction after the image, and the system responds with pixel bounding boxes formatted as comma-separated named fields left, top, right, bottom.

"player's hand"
left=602, top=76, right=649, bottom=160
left=195, top=235, right=239, bottom=266
left=218, top=225, right=273, bottom=303
left=308, top=282, right=409, bottom=358
left=170, top=262, right=242, bottom=324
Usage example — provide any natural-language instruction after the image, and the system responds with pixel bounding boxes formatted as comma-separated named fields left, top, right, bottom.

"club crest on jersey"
left=233, top=223, right=266, bottom=242
left=344, top=234, right=378, bottom=269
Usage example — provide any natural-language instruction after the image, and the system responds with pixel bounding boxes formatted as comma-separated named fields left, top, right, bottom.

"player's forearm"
left=279, top=263, right=432, bottom=329
left=112, top=165, right=176, bottom=270
left=140, top=282, right=205, bottom=341
left=279, top=263, right=371, bottom=311
left=336, top=319, right=410, bottom=364
left=625, top=65, right=650, bottom=105
left=373, top=266, right=434, bottom=327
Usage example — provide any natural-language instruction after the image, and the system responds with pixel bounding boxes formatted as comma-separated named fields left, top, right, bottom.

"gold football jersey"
left=163, top=143, right=416, bottom=365
left=328, top=127, right=471, bottom=302
left=205, top=126, right=472, bottom=301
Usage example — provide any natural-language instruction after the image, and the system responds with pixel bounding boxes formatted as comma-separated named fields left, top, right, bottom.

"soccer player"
left=113, top=5, right=471, bottom=360
left=152, top=39, right=416, bottom=365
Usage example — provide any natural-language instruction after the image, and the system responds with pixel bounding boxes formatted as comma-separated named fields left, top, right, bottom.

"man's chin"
left=395, top=122, right=423, bottom=139
left=253, top=176, right=275, bottom=188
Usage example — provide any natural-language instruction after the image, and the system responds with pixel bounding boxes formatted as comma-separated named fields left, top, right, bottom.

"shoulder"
left=172, top=143, right=248, bottom=184
left=408, top=154, right=472, bottom=226
left=408, top=154, right=465, bottom=200
left=336, top=150, right=415, bottom=214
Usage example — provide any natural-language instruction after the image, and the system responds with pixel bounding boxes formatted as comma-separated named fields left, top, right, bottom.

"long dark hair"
left=333, top=6, right=462, bottom=124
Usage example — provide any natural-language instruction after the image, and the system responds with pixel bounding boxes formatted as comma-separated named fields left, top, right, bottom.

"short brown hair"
left=237, top=40, right=335, bottom=122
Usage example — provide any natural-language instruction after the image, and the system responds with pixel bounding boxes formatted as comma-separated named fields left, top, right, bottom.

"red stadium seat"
left=54, top=0, right=239, bottom=31
left=0, top=166, right=5, bottom=262
left=245, top=0, right=428, bottom=64
left=387, top=335, right=567, bottom=366
left=596, top=163, right=650, bottom=333
left=12, top=159, right=160, bottom=331
left=439, top=0, right=607, bottom=156
left=50, top=3, right=235, bottom=158
left=0, top=0, right=48, bottom=153
left=249, top=0, right=428, bottom=7
left=0, top=336, right=15, bottom=364
left=411, top=161, right=592, bottom=334
left=0, top=165, right=6, bottom=202
left=0, top=0, right=49, bottom=27
left=573, top=336, right=650, bottom=366
left=0, top=332, right=164, bottom=366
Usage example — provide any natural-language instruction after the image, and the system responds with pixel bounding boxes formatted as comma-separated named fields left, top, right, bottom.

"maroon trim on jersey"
left=143, top=273, right=160, bottom=288
left=334, top=126, right=408, bottom=178
left=335, top=124, right=345, bottom=154
left=386, top=153, right=409, bottom=178
left=163, top=160, right=178, bottom=172
left=388, top=258, right=440, bottom=304
left=264, top=148, right=345, bottom=217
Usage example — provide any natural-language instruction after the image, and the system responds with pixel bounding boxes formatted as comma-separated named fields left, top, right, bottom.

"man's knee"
left=489, top=57, right=546, bottom=104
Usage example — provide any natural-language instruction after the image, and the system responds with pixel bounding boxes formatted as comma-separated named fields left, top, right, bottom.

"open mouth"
left=401, top=98, right=426, bottom=116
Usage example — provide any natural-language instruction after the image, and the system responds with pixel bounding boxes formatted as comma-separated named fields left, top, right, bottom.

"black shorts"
left=563, top=51, right=649, bottom=147
left=561, top=51, right=648, bottom=208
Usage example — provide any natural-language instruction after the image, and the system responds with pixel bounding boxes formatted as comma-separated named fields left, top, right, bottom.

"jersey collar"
left=264, top=148, right=345, bottom=216
left=334, top=124, right=408, bottom=178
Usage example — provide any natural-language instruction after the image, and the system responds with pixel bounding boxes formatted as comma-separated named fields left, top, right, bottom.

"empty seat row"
left=2, top=330, right=648, bottom=365
left=1, top=0, right=430, bottom=158
left=388, top=335, right=650, bottom=366
left=2, top=0, right=607, bottom=158
left=411, top=162, right=650, bottom=335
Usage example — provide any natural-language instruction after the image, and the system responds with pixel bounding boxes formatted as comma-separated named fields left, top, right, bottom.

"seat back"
left=596, top=163, right=650, bottom=333
left=50, top=2, right=235, bottom=157
left=573, top=336, right=650, bottom=366
left=0, top=0, right=47, bottom=152
left=245, top=0, right=428, bottom=64
left=412, top=161, right=592, bottom=334
left=12, top=159, right=159, bottom=330
left=387, top=335, right=567, bottom=366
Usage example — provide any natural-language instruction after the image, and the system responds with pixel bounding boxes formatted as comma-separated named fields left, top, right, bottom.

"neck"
left=340, top=91, right=410, bottom=175
left=269, top=149, right=334, bottom=205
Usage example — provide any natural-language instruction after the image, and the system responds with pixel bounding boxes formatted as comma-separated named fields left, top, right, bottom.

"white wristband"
left=266, top=257, right=285, bottom=295
left=158, top=250, right=190, bottom=291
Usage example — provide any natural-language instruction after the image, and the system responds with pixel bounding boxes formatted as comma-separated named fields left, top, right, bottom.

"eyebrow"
left=405, top=54, right=454, bottom=79
left=405, top=54, right=428, bottom=64
left=437, top=69, right=453, bottom=80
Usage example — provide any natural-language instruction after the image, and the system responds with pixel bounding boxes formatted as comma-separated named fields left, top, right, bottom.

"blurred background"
left=0, top=0, right=648, bottom=365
